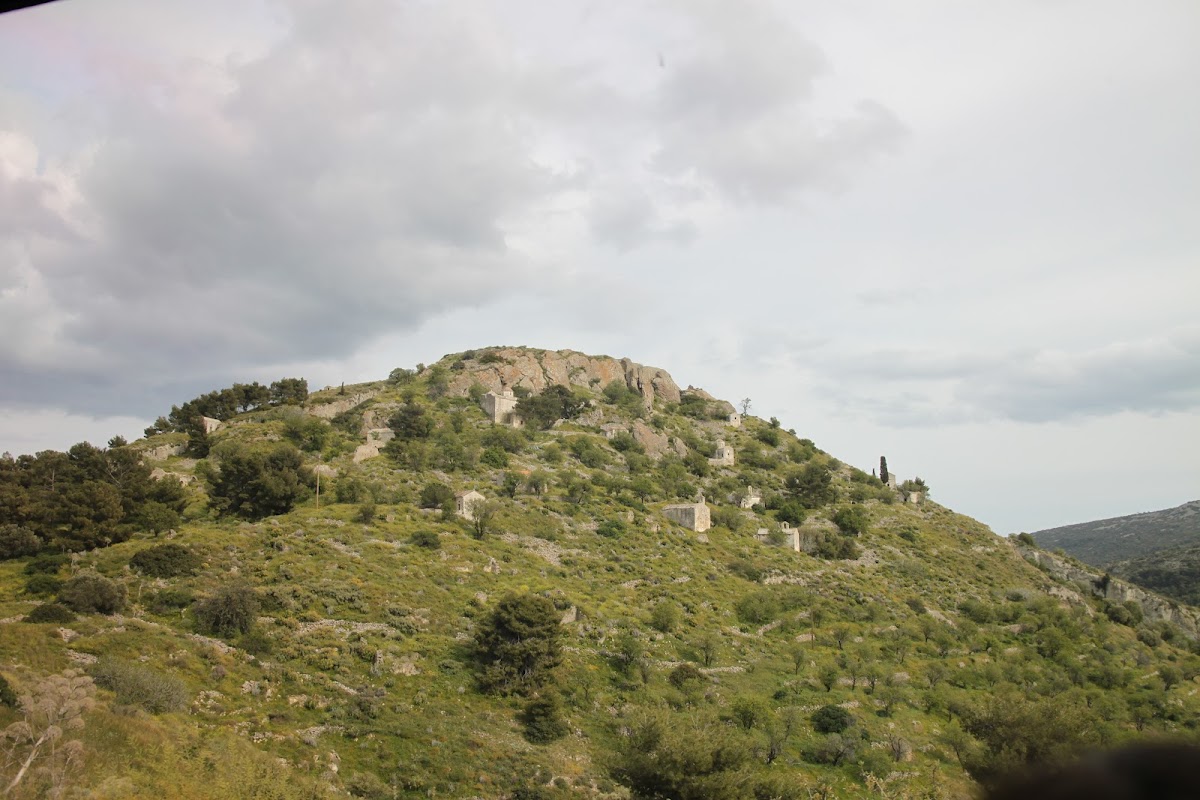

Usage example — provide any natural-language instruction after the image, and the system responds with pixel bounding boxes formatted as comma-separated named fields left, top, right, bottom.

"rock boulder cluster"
left=438, top=348, right=681, bottom=409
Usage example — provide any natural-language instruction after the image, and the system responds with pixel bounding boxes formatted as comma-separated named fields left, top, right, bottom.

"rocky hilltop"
left=434, top=347, right=682, bottom=408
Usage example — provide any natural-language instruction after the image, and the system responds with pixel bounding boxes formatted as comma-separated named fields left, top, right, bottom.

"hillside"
left=1031, top=500, right=1200, bottom=565
left=1107, top=542, right=1200, bottom=607
left=1, top=346, right=1198, bottom=800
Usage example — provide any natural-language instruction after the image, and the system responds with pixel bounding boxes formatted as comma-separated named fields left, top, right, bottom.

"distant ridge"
left=1032, top=500, right=1200, bottom=566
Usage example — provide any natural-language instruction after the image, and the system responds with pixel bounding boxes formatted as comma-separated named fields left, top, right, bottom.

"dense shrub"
left=668, top=663, right=705, bottom=690
left=597, top=520, right=625, bottom=539
left=150, top=588, right=194, bottom=615
left=727, top=559, right=763, bottom=583
left=811, top=704, right=854, bottom=734
left=193, top=583, right=260, bottom=637
left=410, top=530, right=441, bottom=549
left=520, top=691, right=569, bottom=743
left=0, top=674, right=15, bottom=708
left=0, top=525, right=41, bottom=559
left=129, top=543, right=201, bottom=578
left=419, top=482, right=454, bottom=509
left=735, top=591, right=780, bottom=625
left=480, top=447, right=509, bottom=468
left=23, top=554, right=66, bottom=575
left=89, top=656, right=188, bottom=713
left=24, top=574, right=62, bottom=596
left=23, top=603, right=75, bottom=624
left=59, top=572, right=127, bottom=614
left=832, top=506, right=869, bottom=536
left=649, top=600, right=681, bottom=633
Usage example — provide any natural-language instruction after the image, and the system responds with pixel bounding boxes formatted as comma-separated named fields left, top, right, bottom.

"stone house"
left=663, top=497, right=711, bottom=533
left=726, top=412, right=742, bottom=427
left=200, top=416, right=222, bottom=434
left=481, top=388, right=523, bottom=428
left=709, top=439, right=735, bottom=467
left=455, top=490, right=487, bottom=520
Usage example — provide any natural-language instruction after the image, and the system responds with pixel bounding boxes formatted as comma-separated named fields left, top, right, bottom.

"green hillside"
left=1, top=347, right=1198, bottom=800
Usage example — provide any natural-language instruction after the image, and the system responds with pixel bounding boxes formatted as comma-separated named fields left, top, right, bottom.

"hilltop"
left=0, top=346, right=1197, bottom=800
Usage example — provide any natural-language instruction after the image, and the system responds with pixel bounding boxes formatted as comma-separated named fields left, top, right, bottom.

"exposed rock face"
left=307, top=391, right=378, bottom=420
left=439, top=348, right=680, bottom=408
left=631, top=420, right=670, bottom=458
left=1017, top=545, right=1200, bottom=640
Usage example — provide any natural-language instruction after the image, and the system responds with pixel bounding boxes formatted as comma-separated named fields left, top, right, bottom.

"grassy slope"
left=1, top=352, right=1198, bottom=799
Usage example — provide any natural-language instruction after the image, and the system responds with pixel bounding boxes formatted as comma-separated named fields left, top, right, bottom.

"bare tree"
left=739, top=398, right=752, bottom=415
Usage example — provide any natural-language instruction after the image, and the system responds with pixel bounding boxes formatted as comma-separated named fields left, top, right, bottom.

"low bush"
left=59, top=572, right=127, bottom=614
left=24, top=603, right=75, bottom=624
left=811, top=704, right=854, bottom=734
left=194, top=583, right=259, bottom=637
left=24, top=574, right=62, bottom=596
left=410, top=530, right=441, bottom=549
left=89, top=656, right=188, bottom=713
left=129, top=543, right=201, bottom=578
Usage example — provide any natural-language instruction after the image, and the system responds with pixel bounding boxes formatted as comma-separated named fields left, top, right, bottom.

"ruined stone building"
left=200, top=416, right=222, bottom=434
left=481, top=388, right=523, bottom=428
left=663, top=497, right=711, bottom=533
left=755, top=522, right=801, bottom=552
left=726, top=412, right=742, bottom=427
left=455, top=490, right=486, bottom=520
left=709, top=439, right=735, bottom=467
left=735, top=486, right=762, bottom=509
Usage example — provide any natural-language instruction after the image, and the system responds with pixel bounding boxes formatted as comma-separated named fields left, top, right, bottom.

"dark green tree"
left=474, top=593, right=563, bottom=696
left=516, top=385, right=586, bottom=430
left=207, top=444, right=311, bottom=519
left=388, top=402, right=435, bottom=440
left=785, top=462, right=836, bottom=508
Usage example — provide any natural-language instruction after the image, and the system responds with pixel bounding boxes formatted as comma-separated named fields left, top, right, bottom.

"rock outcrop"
left=438, top=348, right=680, bottom=409
left=1016, top=545, right=1200, bottom=640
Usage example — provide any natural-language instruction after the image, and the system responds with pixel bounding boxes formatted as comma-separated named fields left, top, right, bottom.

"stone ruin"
left=755, top=522, right=801, bottom=552
left=480, top=388, right=523, bottom=428
left=662, top=495, right=711, bottom=533
left=734, top=486, right=761, bottom=509
left=708, top=439, right=735, bottom=467
left=455, top=490, right=486, bottom=520
left=200, top=416, right=222, bottom=434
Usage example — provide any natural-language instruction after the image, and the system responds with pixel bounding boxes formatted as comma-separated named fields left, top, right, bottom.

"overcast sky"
left=2, top=0, right=1197, bottom=535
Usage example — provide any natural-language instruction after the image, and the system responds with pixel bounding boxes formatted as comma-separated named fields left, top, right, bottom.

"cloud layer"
left=0, top=0, right=901, bottom=415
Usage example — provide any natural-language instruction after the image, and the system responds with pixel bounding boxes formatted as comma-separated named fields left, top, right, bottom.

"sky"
left=1, top=0, right=1197, bottom=535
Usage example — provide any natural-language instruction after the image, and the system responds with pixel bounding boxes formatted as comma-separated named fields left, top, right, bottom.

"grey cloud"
left=650, top=5, right=905, bottom=204
left=823, top=329, right=1200, bottom=426
left=0, top=2, right=583, bottom=414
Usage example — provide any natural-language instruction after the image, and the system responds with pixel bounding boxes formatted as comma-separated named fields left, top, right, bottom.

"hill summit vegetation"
left=0, top=346, right=1197, bottom=800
